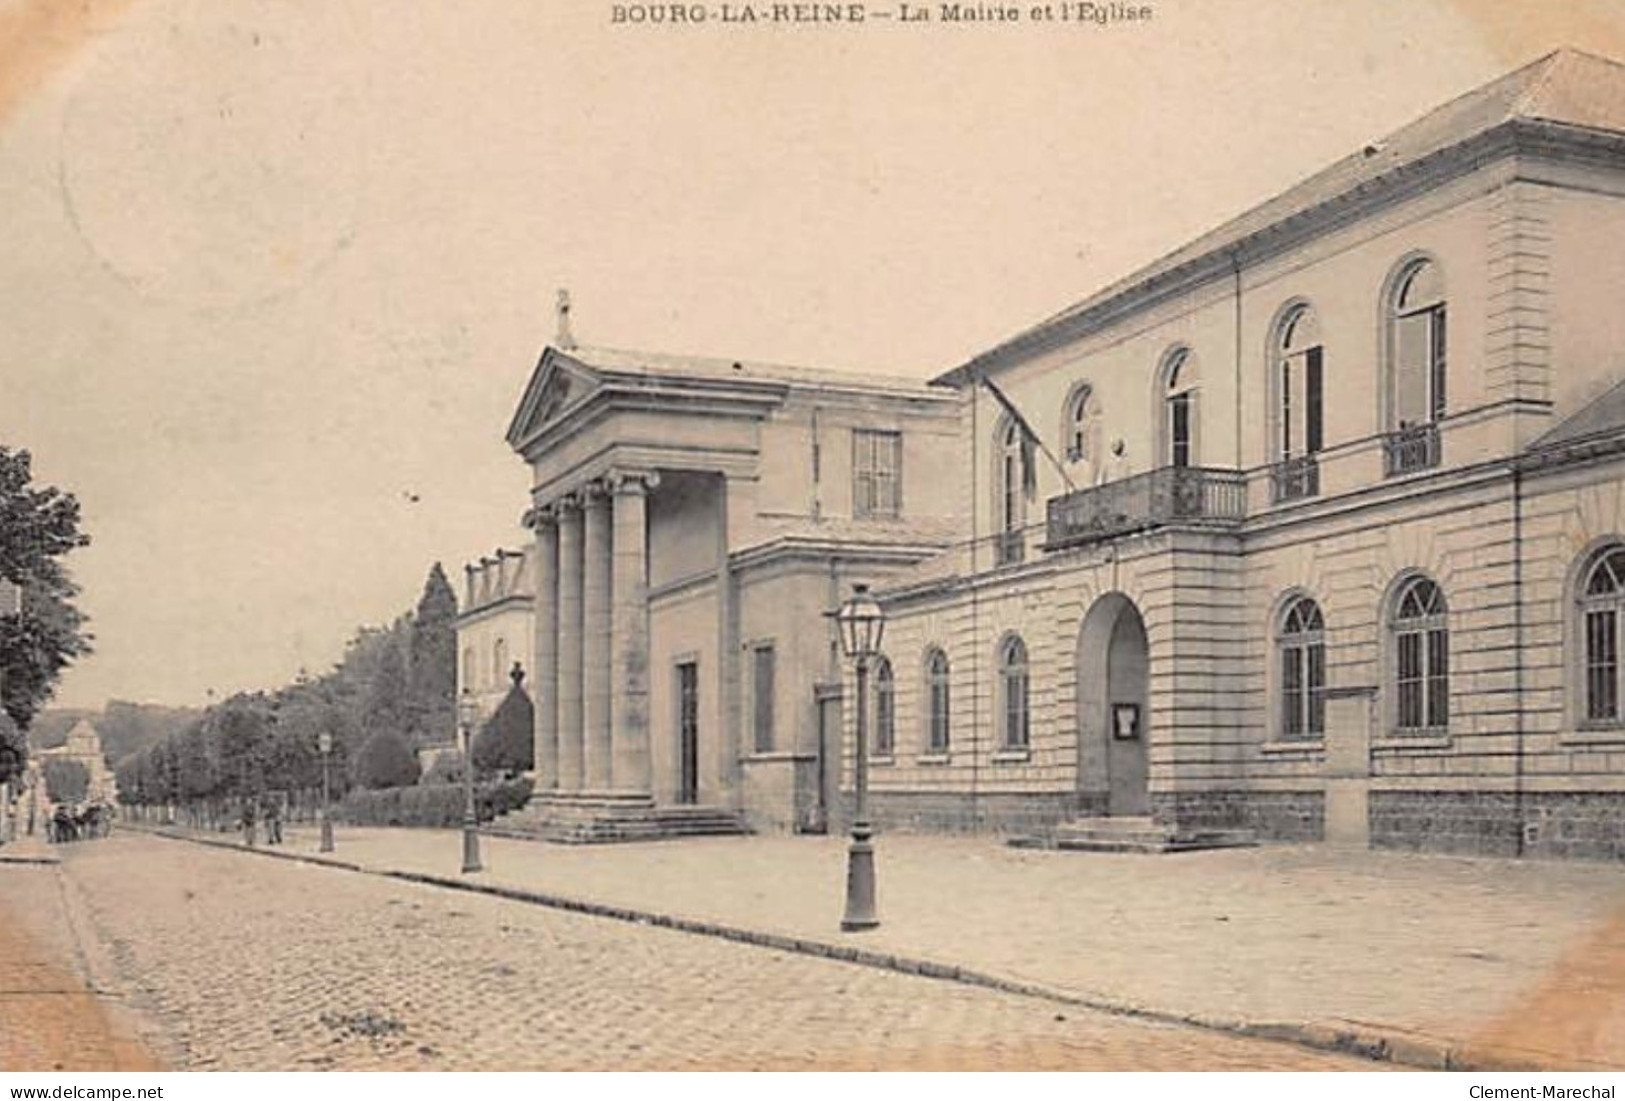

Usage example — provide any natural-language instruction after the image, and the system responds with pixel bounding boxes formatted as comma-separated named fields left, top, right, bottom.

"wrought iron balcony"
left=1383, top=423, right=1441, bottom=477
left=1269, top=455, right=1320, bottom=504
left=1045, top=466, right=1247, bottom=550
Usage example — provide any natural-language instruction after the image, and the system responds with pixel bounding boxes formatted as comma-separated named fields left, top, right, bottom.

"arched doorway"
left=1075, top=593, right=1150, bottom=816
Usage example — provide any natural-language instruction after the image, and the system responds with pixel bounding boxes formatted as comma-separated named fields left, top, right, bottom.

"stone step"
left=1011, top=816, right=1258, bottom=854
left=486, top=797, right=749, bottom=845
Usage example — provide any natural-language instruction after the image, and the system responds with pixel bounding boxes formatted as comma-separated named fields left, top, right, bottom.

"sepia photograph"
left=6, top=0, right=1625, bottom=1079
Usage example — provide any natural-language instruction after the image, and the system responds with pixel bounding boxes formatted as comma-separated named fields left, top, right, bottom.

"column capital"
left=522, top=502, right=560, bottom=530
left=579, top=479, right=610, bottom=505
left=608, top=468, right=661, bottom=495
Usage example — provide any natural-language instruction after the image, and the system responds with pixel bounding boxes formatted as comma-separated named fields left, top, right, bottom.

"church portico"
left=524, top=468, right=661, bottom=803
left=479, top=328, right=961, bottom=840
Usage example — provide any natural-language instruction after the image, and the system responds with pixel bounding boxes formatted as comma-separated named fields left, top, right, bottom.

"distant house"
left=38, top=719, right=119, bottom=805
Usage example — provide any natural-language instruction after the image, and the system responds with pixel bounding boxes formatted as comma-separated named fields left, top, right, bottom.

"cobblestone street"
left=0, top=835, right=1382, bottom=1071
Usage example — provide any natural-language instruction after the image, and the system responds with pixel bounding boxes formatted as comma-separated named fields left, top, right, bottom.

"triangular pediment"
left=505, top=347, right=604, bottom=449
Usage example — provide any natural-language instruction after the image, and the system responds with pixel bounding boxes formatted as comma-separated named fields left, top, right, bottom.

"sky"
left=3, top=0, right=1625, bottom=710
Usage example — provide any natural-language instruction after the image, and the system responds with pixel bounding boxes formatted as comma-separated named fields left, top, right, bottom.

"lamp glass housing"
left=835, top=583, right=886, bottom=659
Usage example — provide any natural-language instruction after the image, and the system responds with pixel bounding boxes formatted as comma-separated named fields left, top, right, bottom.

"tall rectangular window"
left=752, top=643, right=776, bottom=754
left=853, top=430, right=902, bottom=519
left=1588, top=609, right=1619, bottom=722
left=1305, top=347, right=1324, bottom=455
left=1397, top=631, right=1423, bottom=730
left=1169, top=393, right=1191, bottom=468
left=1281, top=647, right=1304, bottom=738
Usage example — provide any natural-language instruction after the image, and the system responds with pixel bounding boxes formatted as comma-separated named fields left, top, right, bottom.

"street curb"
left=128, top=825, right=1575, bottom=1072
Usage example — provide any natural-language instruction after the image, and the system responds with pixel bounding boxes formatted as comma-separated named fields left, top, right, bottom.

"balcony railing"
left=1269, top=455, right=1320, bottom=504
left=1045, top=466, right=1247, bottom=550
left=1383, top=423, right=1441, bottom=477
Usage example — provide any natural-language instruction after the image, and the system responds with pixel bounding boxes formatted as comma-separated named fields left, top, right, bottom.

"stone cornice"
left=455, top=593, right=533, bottom=627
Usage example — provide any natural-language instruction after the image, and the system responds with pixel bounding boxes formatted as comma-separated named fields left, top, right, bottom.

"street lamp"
left=834, top=582, right=885, bottom=932
left=318, top=730, right=335, bottom=853
left=458, top=690, right=482, bottom=874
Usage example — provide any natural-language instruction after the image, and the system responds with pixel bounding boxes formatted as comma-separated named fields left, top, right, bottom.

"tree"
left=406, top=563, right=457, bottom=745
left=0, top=448, right=92, bottom=747
left=42, top=757, right=89, bottom=804
left=472, top=669, right=534, bottom=777
left=361, top=628, right=411, bottom=742
left=352, top=730, right=420, bottom=790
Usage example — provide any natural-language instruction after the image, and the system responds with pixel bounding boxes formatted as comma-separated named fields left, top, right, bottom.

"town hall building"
left=461, top=50, right=1625, bottom=859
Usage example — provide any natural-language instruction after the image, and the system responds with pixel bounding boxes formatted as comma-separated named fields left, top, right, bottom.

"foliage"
left=42, top=757, right=89, bottom=804
left=338, top=777, right=532, bottom=828
left=421, top=748, right=465, bottom=786
left=0, top=447, right=92, bottom=743
left=113, top=562, right=458, bottom=814
left=95, top=701, right=203, bottom=768
left=352, top=729, right=420, bottom=790
left=471, top=673, right=534, bottom=777
left=0, top=712, right=22, bottom=788
left=406, top=563, right=457, bottom=745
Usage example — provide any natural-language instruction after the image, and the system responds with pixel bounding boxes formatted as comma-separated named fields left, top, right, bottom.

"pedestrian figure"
left=241, top=800, right=257, bottom=848
left=264, top=797, right=282, bottom=845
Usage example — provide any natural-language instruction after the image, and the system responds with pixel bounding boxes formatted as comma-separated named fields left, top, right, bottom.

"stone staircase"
left=485, top=793, right=749, bottom=844
left=1010, top=815, right=1257, bottom=854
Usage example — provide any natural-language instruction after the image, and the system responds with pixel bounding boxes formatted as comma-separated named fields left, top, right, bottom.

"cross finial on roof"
left=555, top=288, right=576, bottom=350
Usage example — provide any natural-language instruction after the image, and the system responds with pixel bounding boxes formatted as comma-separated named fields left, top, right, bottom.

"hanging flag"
left=977, top=371, right=1074, bottom=497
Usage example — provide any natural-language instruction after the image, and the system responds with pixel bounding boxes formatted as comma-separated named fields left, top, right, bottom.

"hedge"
left=338, top=777, right=533, bottom=828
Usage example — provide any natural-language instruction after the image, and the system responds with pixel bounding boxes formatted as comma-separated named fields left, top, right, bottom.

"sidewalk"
left=0, top=832, right=59, bottom=865
left=144, top=823, right=1625, bottom=1070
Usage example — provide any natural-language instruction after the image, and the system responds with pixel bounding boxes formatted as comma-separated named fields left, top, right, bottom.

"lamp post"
left=835, top=582, right=885, bottom=932
left=458, top=690, right=482, bottom=873
left=318, top=730, right=335, bottom=853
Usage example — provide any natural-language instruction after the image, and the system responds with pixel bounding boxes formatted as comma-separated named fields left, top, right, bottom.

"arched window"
left=493, top=638, right=508, bottom=686
left=462, top=646, right=476, bottom=690
left=1063, top=383, right=1099, bottom=464
left=1580, top=546, right=1625, bottom=725
left=1278, top=597, right=1326, bottom=739
left=1275, top=304, right=1324, bottom=461
left=1161, top=348, right=1198, bottom=468
left=995, top=418, right=1027, bottom=565
left=873, top=656, right=895, bottom=757
left=1392, top=576, right=1449, bottom=734
left=924, top=648, right=951, bottom=753
left=1388, top=258, right=1447, bottom=430
left=999, top=635, right=1030, bottom=749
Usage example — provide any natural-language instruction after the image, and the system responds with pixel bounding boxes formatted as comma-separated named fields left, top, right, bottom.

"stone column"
left=531, top=506, right=560, bottom=791
left=611, top=471, right=657, bottom=795
left=582, top=482, right=614, bottom=792
left=556, top=496, right=585, bottom=793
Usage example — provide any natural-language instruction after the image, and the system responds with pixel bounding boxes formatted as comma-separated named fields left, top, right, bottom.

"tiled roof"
left=1534, top=377, right=1625, bottom=449
left=949, top=49, right=1625, bottom=382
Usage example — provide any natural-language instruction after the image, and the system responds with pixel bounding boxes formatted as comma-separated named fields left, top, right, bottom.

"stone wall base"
left=1371, top=790, right=1625, bottom=861
left=849, top=791, right=1105, bottom=835
left=1150, top=790, right=1325, bottom=842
